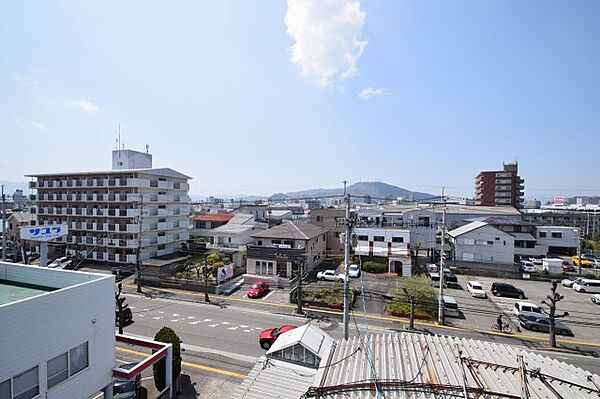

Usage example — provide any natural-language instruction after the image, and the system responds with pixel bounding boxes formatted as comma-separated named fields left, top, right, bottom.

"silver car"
left=561, top=277, right=582, bottom=288
left=518, top=315, right=573, bottom=336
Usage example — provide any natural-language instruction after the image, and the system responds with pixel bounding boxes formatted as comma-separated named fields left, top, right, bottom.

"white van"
left=573, top=279, right=600, bottom=294
left=513, top=301, right=544, bottom=317
left=441, top=295, right=459, bottom=318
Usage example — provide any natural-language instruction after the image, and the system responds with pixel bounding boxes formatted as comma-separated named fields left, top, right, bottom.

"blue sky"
left=1, top=0, right=599, bottom=199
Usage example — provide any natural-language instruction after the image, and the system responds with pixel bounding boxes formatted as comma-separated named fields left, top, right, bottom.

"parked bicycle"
left=491, top=315, right=513, bottom=333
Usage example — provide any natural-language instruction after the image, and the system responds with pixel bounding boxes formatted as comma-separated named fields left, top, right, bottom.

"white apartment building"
left=27, top=149, right=191, bottom=264
left=354, top=227, right=410, bottom=258
left=0, top=262, right=115, bottom=399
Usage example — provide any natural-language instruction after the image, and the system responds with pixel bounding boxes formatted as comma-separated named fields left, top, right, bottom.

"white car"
left=562, top=277, right=582, bottom=287
left=317, top=270, right=345, bottom=282
left=348, top=264, right=361, bottom=278
left=519, top=260, right=536, bottom=273
left=467, top=281, right=487, bottom=298
left=513, top=301, right=544, bottom=317
left=592, top=294, right=600, bottom=305
left=48, top=256, right=72, bottom=269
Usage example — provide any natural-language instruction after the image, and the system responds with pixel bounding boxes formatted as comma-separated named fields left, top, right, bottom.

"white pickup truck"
left=316, top=270, right=346, bottom=282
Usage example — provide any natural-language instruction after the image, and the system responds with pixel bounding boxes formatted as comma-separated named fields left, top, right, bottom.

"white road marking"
left=172, top=313, right=180, bottom=316
left=143, top=308, right=149, bottom=311
left=203, top=319, right=212, bottom=322
left=262, top=291, right=274, bottom=301
left=239, top=325, right=249, bottom=328
left=130, top=306, right=136, bottom=309
left=227, top=327, right=238, bottom=331
left=170, top=319, right=179, bottom=322
left=221, top=321, right=231, bottom=325
left=187, top=316, right=195, bottom=319
left=138, top=314, right=144, bottom=317
left=244, top=330, right=251, bottom=333
left=207, top=324, right=219, bottom=327
left=158, top=311, right=165, bottom=314
left=153, top=317, right=162, bottom=320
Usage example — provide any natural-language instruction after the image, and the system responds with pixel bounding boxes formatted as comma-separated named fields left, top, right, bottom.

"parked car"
left=518, top=315, right=573, bottom=336
left=259, top=325, right=297, bottom=350
left=467, top=281, right=487, bottom=298
left=113, top=363, right=141, bottom=399
left=441, top=295, right=460, bottom=317
left=561, top=261, right=575, bottom=272
left=591, top=294, right=600, bottom=305
left=513, top=301, right=544, bottom=317
left=573, top=278, right=600, bottom=293
left=519, top=260, right=536, bottom=273
left=491, top=282, right=526, bottom=299
left=247, top=281, right=270, bottom=298
left=562, top=277, right=582, bottom=288
left=316, top=270, right=345, bottom=282
left=572, top=255, right=594, bottom=268
left=528, top=258, right=543, bottom=267
left=48, top=256, right=72, bottom=269
left=348, top=264, right=361, bottom=278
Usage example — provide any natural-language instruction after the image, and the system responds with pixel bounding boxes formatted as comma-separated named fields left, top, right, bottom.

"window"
left=13, top=367, right=38, bottom=399
left=487, top=241, right=494, bottom=245
left=316, top=216, right=322, bottom=222
left=69, top=342, right=89, bottom=376
left=257, top=240, right=262, bottom=246
left=373, top=236, right=385, bottom=242
left=391, top=237, right=403, bottom=243
left=358, top=235, right=368, bottom=241
left=495, top=237, right=500, bottom=241
left=539, top=232, right=547, bottom=238
left=551, top=232, right=562, bottom=239
left=47, top=352, right=68, bottom=388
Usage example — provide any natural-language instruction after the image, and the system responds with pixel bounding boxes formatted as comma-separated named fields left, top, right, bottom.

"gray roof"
left=251, top=221, right=327, bottom=240
left=26, top=167, right=191, bottom=180
left=7, top=211, right=35, bottom=224
left=448, top=221, right=513, bottom=238
left=511, top=232, right=537, bottom=241
left=234, top=330, right=600, bottom=399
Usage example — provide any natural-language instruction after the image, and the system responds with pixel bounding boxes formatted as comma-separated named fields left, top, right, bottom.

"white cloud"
left=285, top=0, right=367, bottom=87
left=69, top=100, right=99, bottom=113
left=358, top=86, right=390, bottom=100
left=13, top=72, right=40, bottom=87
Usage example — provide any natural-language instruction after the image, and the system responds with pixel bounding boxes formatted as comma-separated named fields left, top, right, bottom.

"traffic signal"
left=115, top=291, right=134, bottom=333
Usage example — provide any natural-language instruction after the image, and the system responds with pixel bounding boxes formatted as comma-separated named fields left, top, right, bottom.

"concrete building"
left=308, top=207, right=345, bottom=254
left=27, top=149, right=191, bottom=264
left=190, top=213, right=234, bottom=243
left=246, top=221, right=327, bottom=278
left=522, top=206, right=600, bottom=239
left=535, top=226, right=579, bottom=254
left=474, top=161, right=524, bottom=208
left=354, top=227, right=412, bottom=275
left=448, top=221, right=515, bottom=264
left=482, top=217, right=548, bottom=259
left=0, top=262, right=115, bottom=398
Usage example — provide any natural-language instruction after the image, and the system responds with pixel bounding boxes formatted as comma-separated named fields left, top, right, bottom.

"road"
left=120, top=290, right=600, bottom=382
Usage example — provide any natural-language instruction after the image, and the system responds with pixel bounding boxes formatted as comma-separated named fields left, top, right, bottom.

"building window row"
left=0, top=342, right=87, bottom=399
left=256, top=261, right=274, bottom=275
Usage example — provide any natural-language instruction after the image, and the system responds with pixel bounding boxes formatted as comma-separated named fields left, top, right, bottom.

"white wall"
left=535, top=226, right=578, bottom=249
left=0, top=265, right=115, bottom=399
left=354, top=228, right=410, bottom=258
left=451, top=225, right=515, bottom=264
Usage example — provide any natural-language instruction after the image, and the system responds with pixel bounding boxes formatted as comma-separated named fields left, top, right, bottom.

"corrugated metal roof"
left=447, top=221, right=489, bottom=237
left=234, top=329, right=600, bottom=399
left=314, top=333, right=600, bottom=398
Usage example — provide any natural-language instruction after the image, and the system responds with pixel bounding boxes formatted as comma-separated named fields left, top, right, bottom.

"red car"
left=562, top=261, right=575, bottom=272
left=247, top=281, right=269, bottom=298
left=259, top=325, right=297, bottom=349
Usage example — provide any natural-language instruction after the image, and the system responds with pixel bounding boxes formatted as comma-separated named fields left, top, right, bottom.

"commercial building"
left=522, top=206, right=600, bottom=239
left=354, top=227, right=412, bottom=275
left=234, top=325, right=600, bottom=399
left=474, top=162, right=524, bottom=208
left=0, top=262, right=115, bottom=398
left=448, top=221, right=515, bottom=264
left=27, top=149, right=191, bottom=264
left=246, top=221, right=327, bottom=278
left=535, top=226, right=579, bottom=254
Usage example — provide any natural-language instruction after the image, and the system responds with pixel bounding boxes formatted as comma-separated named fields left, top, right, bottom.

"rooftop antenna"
left=146, top=144, right=149, bottom=154
left=118, top=123, right=122, bottom=158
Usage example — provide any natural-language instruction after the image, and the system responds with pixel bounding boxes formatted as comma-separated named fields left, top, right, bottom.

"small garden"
left=386, top=274, right=438, bottom=320
left=174, top=251, right=231, bottom=283
left=352, top=256, right=389, bottom=274
left=296, top=287, right=358, bottom=310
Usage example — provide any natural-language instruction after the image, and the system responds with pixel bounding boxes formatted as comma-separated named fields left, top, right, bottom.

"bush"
left=387, top=275, right=438, bottom=318
left=153, top=327, right=182, bottom=392
left=360, top=260, right=388, bottom=274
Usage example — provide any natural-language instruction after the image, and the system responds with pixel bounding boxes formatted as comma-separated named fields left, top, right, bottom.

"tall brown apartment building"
left=474, top=162, right=524, bottom=208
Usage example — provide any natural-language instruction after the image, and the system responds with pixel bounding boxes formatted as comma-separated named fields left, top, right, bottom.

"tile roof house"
left=247, top=221, right=328, bottom=278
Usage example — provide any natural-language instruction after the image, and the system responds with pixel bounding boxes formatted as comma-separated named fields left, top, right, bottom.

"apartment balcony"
left=158, top=194, right=173, bottom=202
left=158, top=180, right=173, bottom=190
left=29, top=181, right=37, bottom=189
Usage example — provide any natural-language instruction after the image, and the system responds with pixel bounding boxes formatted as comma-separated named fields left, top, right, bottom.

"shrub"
left=360, top=260, right=388, bottom=274
left=387, top=275, right=438, bottom=318
left=153, top=327, right=182, bottom=391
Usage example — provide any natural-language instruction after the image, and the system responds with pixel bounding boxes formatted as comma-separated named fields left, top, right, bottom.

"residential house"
left=354, top=227, right=412, bottom=275
left=309, top=207, right=345, bottom=253
left=448, top=221, right=515, bottom=264
left=246, top=221, right=327, bottom=278
left=190, top=213, right=234, bottom=243
left=7, top=211, right=36, bottom=242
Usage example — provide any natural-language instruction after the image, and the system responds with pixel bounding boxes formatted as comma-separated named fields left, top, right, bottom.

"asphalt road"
left=121, top=291, right=600, bottom=379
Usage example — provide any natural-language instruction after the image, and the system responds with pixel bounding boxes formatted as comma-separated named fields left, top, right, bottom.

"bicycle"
left=491, top=319, right=513, bottom=333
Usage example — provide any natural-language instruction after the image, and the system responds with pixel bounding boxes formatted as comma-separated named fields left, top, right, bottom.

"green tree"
left=153, top=326, right=182, bottom=392
left=388, top=275, right=438, bottom=318
left=205, top=252, right=220, bottom=265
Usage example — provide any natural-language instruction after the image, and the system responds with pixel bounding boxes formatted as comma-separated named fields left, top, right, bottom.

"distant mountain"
left=270, top=181, right=432, bottom=201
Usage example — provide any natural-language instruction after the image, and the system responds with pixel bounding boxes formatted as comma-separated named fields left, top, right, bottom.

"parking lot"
left=445, top=274, right=600, bottom=342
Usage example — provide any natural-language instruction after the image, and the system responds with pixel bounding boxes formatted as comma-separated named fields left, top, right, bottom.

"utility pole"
left=1, top=185, right=6, bottom=262
left=541, top=280, right=569, bottom=348
left=296, top=257, right=304, bottom=315
left=403, top=288, right=415, bottom=330
left=136, top=197, right=143, bottom=293
left=203, top=255, right=210, bottom=302
left=438, top=187, right=446, bottom=324
left=343, top=192, right=352, bottom=340
left=577, top=228, right=583, bottom=277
